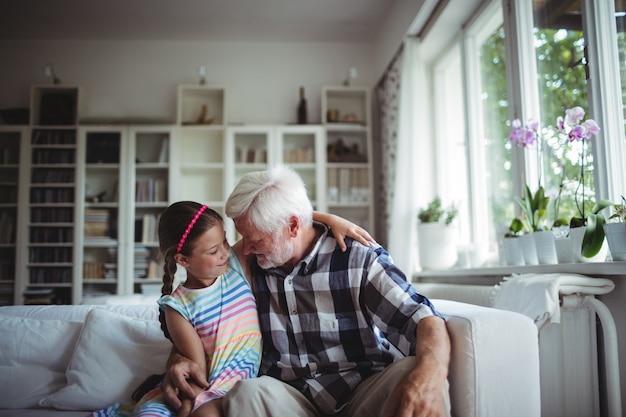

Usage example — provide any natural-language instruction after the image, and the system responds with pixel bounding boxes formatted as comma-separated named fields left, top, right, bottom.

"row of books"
left=136, top=178, right=167, bottom=202
left=30, top=187, right=75, bottom=204
left=31, top=149, right=76, bottom=164
left=284, top=147, right=315, bottom=163
left=84, top=208, right=111, bottom=238
left=31, top=207, right=74, bottom=223
left=30, top=226, right=74, bottom=243
left=31, top=129, right=76, bottom=145
left=0, top=147, right=18, bottom=165
left=29, top=267, right=72, bottom=283
left=29, top=247, right=72, bottom=263
left=23, top=288, right=71, bottom=305
left=327, top=167, right=370, bottom=203
left=31, top=168, right=75, bottom=184
left=0, top=211, right=15, bottom=244
left=235, top=146, right=267, bottom=163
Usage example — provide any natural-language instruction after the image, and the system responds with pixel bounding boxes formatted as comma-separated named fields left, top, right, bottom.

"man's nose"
left=242, top=239, right=254, bottom=255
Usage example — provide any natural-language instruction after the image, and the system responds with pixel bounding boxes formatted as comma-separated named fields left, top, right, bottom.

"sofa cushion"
left=39, top=307, right=171, bottom=411
left=0, top=314, right=83, bottom=372
left=0, top=366, right=66, bottom=409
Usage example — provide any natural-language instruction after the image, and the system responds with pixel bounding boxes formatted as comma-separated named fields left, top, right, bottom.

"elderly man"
left=165, top=165, right=451, bottom=417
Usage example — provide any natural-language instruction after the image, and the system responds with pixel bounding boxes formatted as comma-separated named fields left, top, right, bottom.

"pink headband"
left=177, top=205, right=208, bottom=253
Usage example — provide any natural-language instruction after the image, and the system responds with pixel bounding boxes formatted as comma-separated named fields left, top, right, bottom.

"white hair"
left=225, top=165, right=313, bottom=233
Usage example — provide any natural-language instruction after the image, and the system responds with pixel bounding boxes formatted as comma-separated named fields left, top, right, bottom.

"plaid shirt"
left=253, top=223, right=441, bottom=415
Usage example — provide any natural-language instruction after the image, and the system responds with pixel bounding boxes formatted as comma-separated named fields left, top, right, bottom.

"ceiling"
left=0, top=0, right=396, bottom=43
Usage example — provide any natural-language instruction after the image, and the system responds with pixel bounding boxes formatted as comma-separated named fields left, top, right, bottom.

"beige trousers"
left=223, top=357, right=451, bottom=416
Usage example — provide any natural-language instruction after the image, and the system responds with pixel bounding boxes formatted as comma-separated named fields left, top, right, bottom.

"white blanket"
left=492, top=273, right=615, bottom=329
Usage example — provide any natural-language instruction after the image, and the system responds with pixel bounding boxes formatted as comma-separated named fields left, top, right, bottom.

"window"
left=426, top=0, right=626, bottom=269
left=432, top=44, right=471, bottom=244
left=533, top=0, right=594, bottom=224
left=462, top=1, right=509, bottom=262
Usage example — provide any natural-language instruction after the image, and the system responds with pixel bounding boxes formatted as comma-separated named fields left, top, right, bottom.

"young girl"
left=132, top=201, right=260, bottom=417
left=92, top=201, right=374, bottom=417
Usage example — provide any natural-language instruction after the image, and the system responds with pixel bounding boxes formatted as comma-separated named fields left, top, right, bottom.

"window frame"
left=453, top=0, right=626, bottom=265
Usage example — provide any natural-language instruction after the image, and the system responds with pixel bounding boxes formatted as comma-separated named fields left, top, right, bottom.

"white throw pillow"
left=0, top=314, right=83, bottom=372
left=40, top=307, right=171, bottom=410
left=0, top=366, right=66, bottom=408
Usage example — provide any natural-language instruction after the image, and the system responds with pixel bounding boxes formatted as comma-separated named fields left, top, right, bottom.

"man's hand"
left=382, top=368, right=448, bottom=417
left=383, top=316, right=450, bottom=417
left=162, top=353, right=208, bottom=410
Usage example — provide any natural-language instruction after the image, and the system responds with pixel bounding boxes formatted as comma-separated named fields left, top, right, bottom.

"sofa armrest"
left=435, top=300, right=540, bottom=417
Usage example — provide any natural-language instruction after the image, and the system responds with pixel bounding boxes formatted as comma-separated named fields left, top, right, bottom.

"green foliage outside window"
left=479, top=24, right=596, bottom=233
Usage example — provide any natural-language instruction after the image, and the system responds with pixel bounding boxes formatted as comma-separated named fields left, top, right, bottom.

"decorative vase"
left=519, top=233, right=538, bottom=265
left=568, top=226, right=609, bottom=263
left=603, top=222, right=626, bottom=261
left=533, top=230, right=558, bottom=265
left=417, top=223, right=458, bottom=270
left=502, top=237, right=525, bottom=266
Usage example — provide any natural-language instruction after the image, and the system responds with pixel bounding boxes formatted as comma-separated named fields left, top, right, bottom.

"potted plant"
left=516, top=184, right=549, bottom=232
left=417, top=197, right=459, bottom=270
left=568, top=199, right=612, bottom=262
left=502, top=217, right=525, bottom=266
left=603, top=195, right=626, bottom=261
left=516, top=184, right=556, bottom=264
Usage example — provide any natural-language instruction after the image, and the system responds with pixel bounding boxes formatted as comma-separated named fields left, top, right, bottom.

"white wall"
left=0, top=0, right=427, bottom=122
left=0, top=40, right=379, bottom=124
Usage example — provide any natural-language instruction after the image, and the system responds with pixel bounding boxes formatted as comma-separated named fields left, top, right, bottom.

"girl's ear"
left=174, top=253, right=189, bottom=267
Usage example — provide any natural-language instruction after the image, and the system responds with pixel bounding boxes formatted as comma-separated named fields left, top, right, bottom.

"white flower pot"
left=603, top=222, right=626, bottom=261
left=554, top=236, right=575, bottom=263
left=417, top=223, right=458, bottom=270
left=520, top=233, right=538, bottom=265
left=569, top=226, right=608, bottom=263
left=502, top=237, right=525, bottom=266
left=533, top=230, right=558, bottom=265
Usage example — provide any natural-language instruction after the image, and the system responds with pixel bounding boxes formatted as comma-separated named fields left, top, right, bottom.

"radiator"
left=416, top=281, right=621, bottom=417
left=540, top=294, right=620, bottom=417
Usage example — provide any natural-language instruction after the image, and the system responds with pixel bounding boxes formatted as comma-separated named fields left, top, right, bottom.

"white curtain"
left=386, top=38, right=429, bottom=275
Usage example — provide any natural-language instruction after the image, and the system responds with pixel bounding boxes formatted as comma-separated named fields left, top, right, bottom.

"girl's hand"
left=313, top=211, right=376, bottom=251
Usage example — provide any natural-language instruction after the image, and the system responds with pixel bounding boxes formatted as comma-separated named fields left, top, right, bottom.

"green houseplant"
left=417, top=197, right=458, bottom=225
left=417, top=197, right=459, bottom=270
left=516, top=184, right=559, bottom=264
left=516, top=184, right=549, bottom=232
left=569, top=199, right=612, bottom=259
left=603, top=195, right=626, bottom=261
left=502, top=217, right=525, bottom=266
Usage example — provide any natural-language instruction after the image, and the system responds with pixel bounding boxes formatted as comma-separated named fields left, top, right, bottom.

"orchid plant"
left=507, top=118, right=545, bottom=235
left=555, top=106, right=601, bottom=221
left=555, top=106, right=610, bottom=258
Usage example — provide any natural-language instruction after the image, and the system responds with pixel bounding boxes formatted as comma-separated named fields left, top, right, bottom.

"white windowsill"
left=414, top=261, right=626, bottom=281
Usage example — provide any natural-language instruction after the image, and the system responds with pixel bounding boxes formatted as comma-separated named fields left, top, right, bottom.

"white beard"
left=256, top=235, right=294, bottom=269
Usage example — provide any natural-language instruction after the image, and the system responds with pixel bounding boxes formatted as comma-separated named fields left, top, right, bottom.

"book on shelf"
left=146, top=260, right=161, bottom=279
left=136, top=178, right=167, bottom=202
left=135, top=214, right=158, bottom=243
left=84, top=208, right=110, bottom=237
left=83, top=262, right=105, bottom=279
left=158, top=137, right=169, bottom=163
left=0, top=211, right=15, bottom=244
left=23, top=288, right=55, bottom=305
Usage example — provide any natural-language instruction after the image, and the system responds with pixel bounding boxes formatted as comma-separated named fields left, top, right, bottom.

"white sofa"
left=0, top=299, right=541, bottom=417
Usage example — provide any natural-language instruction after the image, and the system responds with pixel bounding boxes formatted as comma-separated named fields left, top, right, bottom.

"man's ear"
left=287, top=215, right=300, bottom=237
left=174, top=253, right=189, bottom=267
